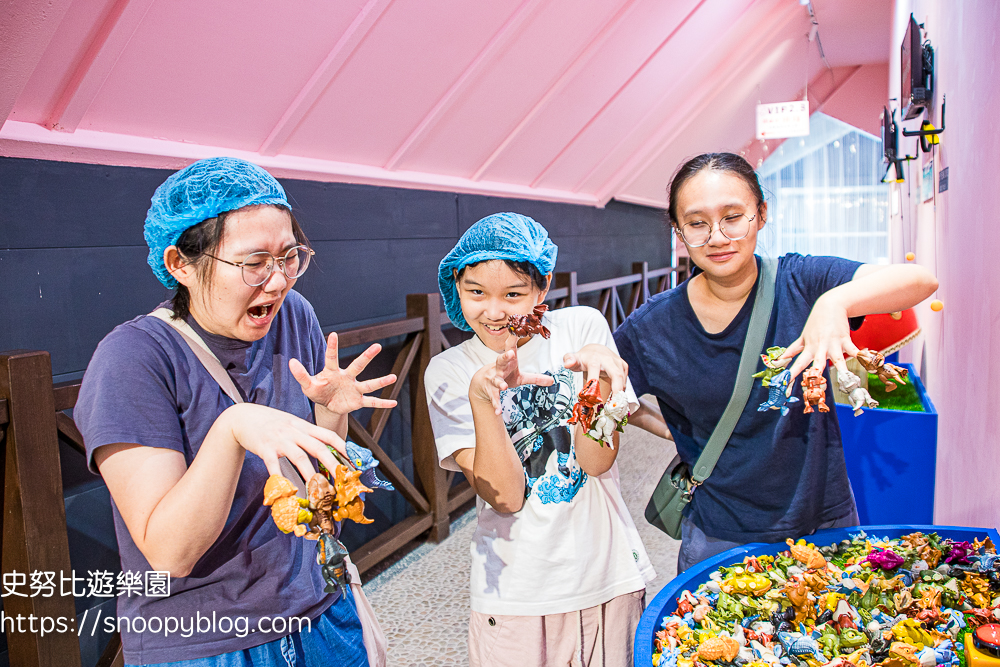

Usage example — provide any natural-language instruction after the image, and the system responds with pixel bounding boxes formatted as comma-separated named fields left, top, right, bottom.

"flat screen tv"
left=881, top=107, right=897, bottom=163
left=881, top=107, right=902, bottom=182
left=901, top=14, right=932, bottom=120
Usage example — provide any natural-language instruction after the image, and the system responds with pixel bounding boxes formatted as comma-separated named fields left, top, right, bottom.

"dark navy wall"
left=0, top=157, right=671, bottom=382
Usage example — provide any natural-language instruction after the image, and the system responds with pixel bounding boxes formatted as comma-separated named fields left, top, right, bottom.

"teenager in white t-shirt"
left=424, top=212, right=655, bottom=667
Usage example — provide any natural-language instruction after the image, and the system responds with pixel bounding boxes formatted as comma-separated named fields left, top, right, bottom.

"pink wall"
left=891, top=0, right=1000, bottom=529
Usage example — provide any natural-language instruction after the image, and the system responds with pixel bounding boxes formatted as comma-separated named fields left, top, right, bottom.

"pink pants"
left=468, top=590, right=646, bottom=667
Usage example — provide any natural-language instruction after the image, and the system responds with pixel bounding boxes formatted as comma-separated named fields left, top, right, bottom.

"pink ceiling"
left=0, top=0, right=892, bottom=208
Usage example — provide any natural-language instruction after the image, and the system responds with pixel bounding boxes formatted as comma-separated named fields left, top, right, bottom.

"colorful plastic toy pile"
left=652, top=532, right=1000, bottom=667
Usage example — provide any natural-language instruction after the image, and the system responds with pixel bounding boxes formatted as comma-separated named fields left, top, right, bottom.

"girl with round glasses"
left=76, top=157, right=393, bottom=666
left=616, top=152, right=938, bottom=572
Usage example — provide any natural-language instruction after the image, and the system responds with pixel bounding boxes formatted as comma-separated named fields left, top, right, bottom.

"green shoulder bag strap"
left=644, top=255, right=778, bottom=538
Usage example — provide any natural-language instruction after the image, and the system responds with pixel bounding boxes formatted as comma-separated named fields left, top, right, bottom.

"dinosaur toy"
left=567, top=378, right=603, bottom=433
left=856, top=348, right=909, bottom=392
left=836, top=369, right=879, bottom=416
left=752, top=346, right=789, bottom=386
left=757, top=369, right=800, bottom=416
left=345, top=441, right=395, bottom=492
left=318, top=533, right=351, bottom=596
left=263, top=459, right=382, bottom=596
left=775, top=631, right=827, bottom=665
left=507, top=303, right=551, bottom=339
left=801, top=368, right=830, bottom=414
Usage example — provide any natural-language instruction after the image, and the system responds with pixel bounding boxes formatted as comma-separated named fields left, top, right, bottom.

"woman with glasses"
left=75, top=157, right=392, bottom=667
left=616, top=152, right=937, bottom=572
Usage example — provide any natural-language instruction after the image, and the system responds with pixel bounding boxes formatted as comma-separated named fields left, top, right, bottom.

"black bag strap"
left=690, top=255, right=778, bottom=484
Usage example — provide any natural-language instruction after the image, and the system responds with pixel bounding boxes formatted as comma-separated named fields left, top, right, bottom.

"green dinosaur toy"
left=752, top=347, right=789, bottom=386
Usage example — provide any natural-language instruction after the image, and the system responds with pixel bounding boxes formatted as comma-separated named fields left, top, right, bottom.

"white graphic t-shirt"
left=425, top=306, right=656, bottom=615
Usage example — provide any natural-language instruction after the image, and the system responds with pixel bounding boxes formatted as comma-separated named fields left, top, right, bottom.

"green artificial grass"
left=866, top=372, right=926, bottom=412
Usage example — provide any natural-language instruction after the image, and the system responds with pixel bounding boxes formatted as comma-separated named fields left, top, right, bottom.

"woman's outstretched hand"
left=778, top=292, right=859, bottom=385
left=227, top=403, right=346, bottom=480
left=289, top=332, right=398, bottom=415
left=562, top=344, right=629, bottom=395
left=472, top=333, right=554, bottom=415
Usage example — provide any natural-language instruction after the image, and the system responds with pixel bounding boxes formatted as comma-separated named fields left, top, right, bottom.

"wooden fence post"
left=629, top=261, right=650, bottom=314
left=677, top=257, right=691, bottom=284
left=0, top=351, right=82, bottom=667
left=405, top=294, right=450, bottom=543
left=554, top=271, right=578, bottom=307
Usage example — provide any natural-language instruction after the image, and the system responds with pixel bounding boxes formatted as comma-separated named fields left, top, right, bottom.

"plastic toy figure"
left=757, top=369, right=800, bottom=416
left=330, top=465, right=374, bottom=525
left=836, top=369, right=879, bottom=416
left=752, top=346, right=789, bottom=386
left=318, top=533, right=351, bottom=596
left=801, top=368, right=830, bottom=414
left=264, top=463, right=375, bottom=537
left=696, top=636, right=740, bottom=662
left=856, top=348, right=910, bottom=392
left=787, top=538, right=828, bottom=569
left=507, top=303, right=551, bottom=339
left=720, top=571, right=772, bottom=596
left=263, top=475, right=311, bottom=536
left=307, top=473, right=337, bottom=535
left=345, top=441, right=395, bottom=492
left=781, top=579, right=817, bottom=625
left=567, top=378, right=603, bottom=433
left=775, top=631, right=827, bottom=665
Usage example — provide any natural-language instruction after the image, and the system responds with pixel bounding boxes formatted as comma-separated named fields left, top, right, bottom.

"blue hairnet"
left=438, top=212, right=558, bottom=331
left=144, top=157, right=290, bottom=288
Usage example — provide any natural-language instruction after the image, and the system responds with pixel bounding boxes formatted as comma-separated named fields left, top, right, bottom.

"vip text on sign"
left=756, top=101, right=810, bottom=140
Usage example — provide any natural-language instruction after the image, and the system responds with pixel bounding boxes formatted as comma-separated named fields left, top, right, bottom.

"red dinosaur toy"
left=507, top=304, right=551, bottom=339
left=801, top=368, right=830, bottom=414
left=567, top=379, right=604, bottom=432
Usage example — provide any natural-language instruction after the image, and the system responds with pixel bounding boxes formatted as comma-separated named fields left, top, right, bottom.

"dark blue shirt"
left=75, top=290, right=343, bottom=664
left=614, top=254, right=862, bottom=543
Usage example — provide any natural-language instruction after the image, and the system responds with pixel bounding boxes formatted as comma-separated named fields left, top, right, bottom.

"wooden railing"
left=0, top=260, right=687, bottom=667
left=551, top=258, right=690, bottom=330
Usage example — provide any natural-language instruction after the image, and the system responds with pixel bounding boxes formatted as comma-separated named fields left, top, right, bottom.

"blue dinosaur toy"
left=345, top=441, right=395, bottom=492
left=757, top=369, right=800, bottom=416
left=775, top=630, right=826, bottom=665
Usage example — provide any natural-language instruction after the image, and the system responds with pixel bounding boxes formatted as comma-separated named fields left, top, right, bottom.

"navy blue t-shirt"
left=614, top=254, right=862, bottom=543
left=75, top=290, right=345, bottom=664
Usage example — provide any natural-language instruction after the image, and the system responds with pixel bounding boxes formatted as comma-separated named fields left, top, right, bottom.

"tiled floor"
left=365, top=425, right=680, bottom=666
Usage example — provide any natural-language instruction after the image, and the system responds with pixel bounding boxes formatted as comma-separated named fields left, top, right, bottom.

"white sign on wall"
left=756, top=100, right=810, bottom=140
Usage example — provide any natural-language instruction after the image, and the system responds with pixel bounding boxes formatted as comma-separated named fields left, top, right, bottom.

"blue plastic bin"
left=837, top=363, right=938, bottom=524
left=634, top=524, right=1000, bottom=667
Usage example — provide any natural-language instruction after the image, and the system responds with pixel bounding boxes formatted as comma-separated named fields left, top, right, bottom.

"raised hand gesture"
left=472, top=333, right=554, bottom=415
left=776, top=293, right=859, bottom=386
left=562, top=344, right=629, bottom=395
left=289, top=332, right=398, bottom=415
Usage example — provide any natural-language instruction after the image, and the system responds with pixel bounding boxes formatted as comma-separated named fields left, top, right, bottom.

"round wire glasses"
left=678, top=213, right=755, bottom=248
left=207, top=245, right=315, bottom=287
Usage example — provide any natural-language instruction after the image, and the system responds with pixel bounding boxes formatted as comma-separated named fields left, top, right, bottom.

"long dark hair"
left=170, top=206, right=309, bottom=320
left=666, top=153, right=765, bottom=229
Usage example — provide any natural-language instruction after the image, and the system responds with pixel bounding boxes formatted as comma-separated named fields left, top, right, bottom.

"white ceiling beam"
left=0, top=0, right=75, bottom=128
left=615, top=193, right=667, bottom=209
left=383, top=0, right=546, bottom=170
left=259, top=0, right=395, bottom=157
left=594, top=1, right=804, bottom=206
left=528, top=0, right=712, bottom=188
left=44, top=0, right=157, bottom=132
left=470, top=0, right=641, bottom=181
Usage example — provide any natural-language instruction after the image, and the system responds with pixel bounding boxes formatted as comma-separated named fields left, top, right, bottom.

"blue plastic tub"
left=837, top=363, right=938, bottom=525
left=634, top=524, right=1000, bottom=667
